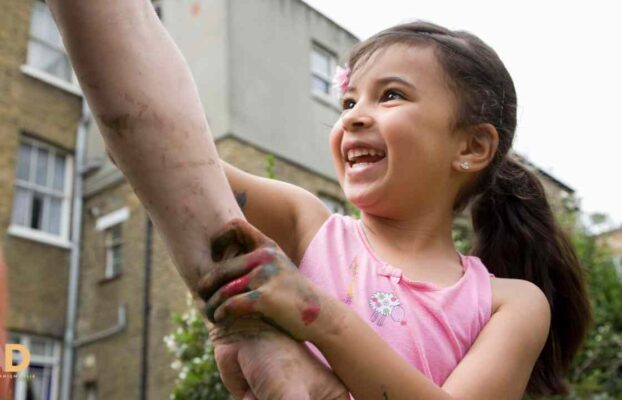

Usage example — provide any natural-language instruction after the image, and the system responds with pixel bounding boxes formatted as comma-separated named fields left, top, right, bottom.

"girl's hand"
left=197, top=219, right=332, bottom=342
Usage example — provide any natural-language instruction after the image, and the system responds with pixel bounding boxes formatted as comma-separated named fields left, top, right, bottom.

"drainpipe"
left=139, top=217, right=153, bottom=400
left=60, top=100, right=90, bottom=400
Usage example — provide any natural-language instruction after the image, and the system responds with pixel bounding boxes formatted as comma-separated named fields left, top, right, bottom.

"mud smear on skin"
left=210, top=222, right=257, bottom=263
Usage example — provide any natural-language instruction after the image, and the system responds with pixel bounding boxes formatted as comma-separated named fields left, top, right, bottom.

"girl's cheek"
left=328, top=122, right=345, bottom=177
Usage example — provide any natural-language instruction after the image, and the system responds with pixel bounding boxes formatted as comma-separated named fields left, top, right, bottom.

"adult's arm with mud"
left=46, top=1, right=347, bottom=399
left=47, top=0, right=235, bottom=288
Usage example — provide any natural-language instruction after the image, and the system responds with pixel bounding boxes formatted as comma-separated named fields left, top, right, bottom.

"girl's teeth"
left=351, top=162, right=372, bottom=170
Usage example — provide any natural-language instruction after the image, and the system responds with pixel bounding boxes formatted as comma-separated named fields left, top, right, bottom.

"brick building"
left=1, top=0, right=82, bottom=398
left=0, top=1, right=581, bottom=399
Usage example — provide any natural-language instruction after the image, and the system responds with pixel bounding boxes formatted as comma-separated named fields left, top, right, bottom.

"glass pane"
left=30, top=340, right=45, bottom=357
left=52, top=154, right=65, bottom=191
left=31, top=193, right=43, bottom=230
left=312, top=76, right=330, bottom=95
left=311, top=50, right=329, bottom=76
left=47, top=197, right=62, bottom=235
left=111, top=225, right=122, bottom=241
left=17, top=143, right=32, bottom=181
left=27, top=40, right=72, bottom=82
left=30, top=1, right=63, bottom=48
left=35, top=147, right=49, bottom=186
left=112, top=246, right=122, bottom=275
left=11, top=188, right=31, bottom=227
left=25, top=364, right=52, bottom=400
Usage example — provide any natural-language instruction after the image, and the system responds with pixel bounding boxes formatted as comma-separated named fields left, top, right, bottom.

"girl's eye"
left=342, top=98, right=356, bottom=110
left=341, top=90, right=403, bottom=110
left=382, top=89, right=405, bottom=102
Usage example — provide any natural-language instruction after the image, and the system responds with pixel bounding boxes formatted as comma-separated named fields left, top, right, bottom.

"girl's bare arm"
left=47, top=0, right=239, bottom=291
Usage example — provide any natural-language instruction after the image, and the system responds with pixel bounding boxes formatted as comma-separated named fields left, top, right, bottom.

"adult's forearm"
left=48, top=0, right=240, bottom=291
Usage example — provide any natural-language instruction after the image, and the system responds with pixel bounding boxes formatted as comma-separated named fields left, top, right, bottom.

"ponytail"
left=470, top=155, right=592, bottom=395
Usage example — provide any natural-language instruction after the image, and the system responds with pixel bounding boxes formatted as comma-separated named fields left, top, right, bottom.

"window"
left=105, top=224, right=123, bottom=278
left=319, top=194, right=345, bottom=215
left=26, top=0, right=73, bottom=83
left=10, top=137, right=72, bottom=245
left=9, top=333, right=61, bottom=400
left=96, top=207, right=129, bottom=279
left=311, top=45, right=337, bottom=98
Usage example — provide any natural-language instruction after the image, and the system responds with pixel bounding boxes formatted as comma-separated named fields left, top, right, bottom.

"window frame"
left=310, top=43, right=339, bottom=104
left=95, top=207, right=130, bottom=280
left=22, top=0, right=81, bottom=96
left=8, top=136, right=73, bottom=248
left=104, top=224, right=123, bottom=279
left=8, top=332, right=61, bottom=400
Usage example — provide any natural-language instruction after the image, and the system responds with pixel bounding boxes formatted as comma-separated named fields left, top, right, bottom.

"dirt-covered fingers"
left=197, top=246, right=278, bottom=306
left=210, top=218, right=277, bottom=262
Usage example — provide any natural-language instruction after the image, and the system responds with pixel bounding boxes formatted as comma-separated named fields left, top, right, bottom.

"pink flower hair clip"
left=332, top=64, right=350, bottom=98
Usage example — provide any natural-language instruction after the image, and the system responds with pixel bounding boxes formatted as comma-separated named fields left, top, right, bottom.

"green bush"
left=164, top=295, right=232, bottom=400
left=548, top=215, right=622, bottom=399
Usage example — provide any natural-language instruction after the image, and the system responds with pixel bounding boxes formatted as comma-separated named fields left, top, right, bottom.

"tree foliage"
left=164, top=295, right=232, bottom=400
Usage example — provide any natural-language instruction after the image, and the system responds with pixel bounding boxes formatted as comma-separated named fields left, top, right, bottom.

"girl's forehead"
left=349, top=44, right=442, bottom=87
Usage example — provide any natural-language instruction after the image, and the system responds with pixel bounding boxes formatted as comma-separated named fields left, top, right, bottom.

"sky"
left=303, top=0, right=622, bottom=230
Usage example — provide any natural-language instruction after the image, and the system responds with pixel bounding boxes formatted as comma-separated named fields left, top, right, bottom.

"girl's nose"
left=341, top=108, right=374, bottom=132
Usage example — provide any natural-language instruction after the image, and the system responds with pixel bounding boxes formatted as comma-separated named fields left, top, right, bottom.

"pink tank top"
left=299, top=214, right=493, bottom=386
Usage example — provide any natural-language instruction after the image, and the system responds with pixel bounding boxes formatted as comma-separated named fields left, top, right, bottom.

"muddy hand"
left=200, top=218, right=347, bottom=399
left=199, top=219, right=327, bottom=342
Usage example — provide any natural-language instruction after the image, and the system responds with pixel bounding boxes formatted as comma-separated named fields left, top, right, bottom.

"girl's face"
left=329, top=43, right=466, bottom=216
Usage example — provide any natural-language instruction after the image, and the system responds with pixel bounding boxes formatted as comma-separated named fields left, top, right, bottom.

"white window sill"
left=20, top=64, right=83, bottom=97
left=312, top=92, right=342, bottom=113
left=96, top=207, right=130, bottom=231
left=8, top=225, right=72, bottom=250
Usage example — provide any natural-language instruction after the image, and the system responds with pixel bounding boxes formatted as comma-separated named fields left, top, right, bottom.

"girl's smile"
left=330, top=43, right=461, bottom=216
left=345, top=155, right=388, bottom=181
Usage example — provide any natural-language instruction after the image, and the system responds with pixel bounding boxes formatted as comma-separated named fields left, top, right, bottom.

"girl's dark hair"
left=346, top=21, right=591, bottom=396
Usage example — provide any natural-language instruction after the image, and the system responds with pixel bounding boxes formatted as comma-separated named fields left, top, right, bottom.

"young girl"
left=48, top=0, right=590, bottom=397
left=200, top=21, right=592, bottom=399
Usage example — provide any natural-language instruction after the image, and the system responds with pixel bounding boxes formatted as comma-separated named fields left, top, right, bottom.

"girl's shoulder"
left=490, top=277, right=549, bottom=315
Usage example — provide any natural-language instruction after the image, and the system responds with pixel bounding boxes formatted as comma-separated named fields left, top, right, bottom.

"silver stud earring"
left=460, top=161, right=470, bottom=170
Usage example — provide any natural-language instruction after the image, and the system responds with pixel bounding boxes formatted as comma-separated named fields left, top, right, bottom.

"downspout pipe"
left=60, top=100, right=91, bottom=400
left=139, top=217, right=153, bottom=400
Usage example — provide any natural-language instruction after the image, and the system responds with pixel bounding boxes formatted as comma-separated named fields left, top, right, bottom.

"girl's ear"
left=453, top=123, right=499, bottom=173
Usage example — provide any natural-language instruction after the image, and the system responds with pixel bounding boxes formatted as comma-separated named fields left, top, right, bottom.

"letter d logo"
left=5, top=344, right=30, bottom=372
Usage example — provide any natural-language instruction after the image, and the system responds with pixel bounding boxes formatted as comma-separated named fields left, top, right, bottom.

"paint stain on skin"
left=244, top=249, right=274, bottom=270
left=301, top=303, right=320, bottom=325
left=247, top=291, right=261, bottom=301
left=256, top=263, right=281, bottom=284
left=221, top=274, right=252, bottom=297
